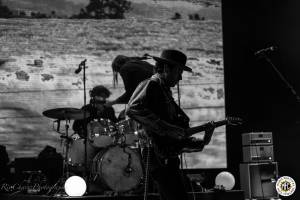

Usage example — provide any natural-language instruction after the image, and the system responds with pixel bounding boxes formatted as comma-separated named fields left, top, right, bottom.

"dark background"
left=223, top=0, right=300, bottom=199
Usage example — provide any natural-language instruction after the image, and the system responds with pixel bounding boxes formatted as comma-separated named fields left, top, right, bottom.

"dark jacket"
left=116, top=60, right=154, bottom=104
left=126, top=74, right=204, bottom=160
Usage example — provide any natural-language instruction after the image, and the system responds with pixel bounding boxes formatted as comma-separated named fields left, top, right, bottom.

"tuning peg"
left=226, top=116, right=243, bottom=125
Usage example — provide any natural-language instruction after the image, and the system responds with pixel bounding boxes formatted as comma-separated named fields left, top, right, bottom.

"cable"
left=143, top=144, right=151, bottom=200
left=177, top=81, right=195, bottom=200
left=251, top=132, right=266, bottom=199
left=6, top=190, right=22, bottom=200
left=183, top=153, right=196, bottom=200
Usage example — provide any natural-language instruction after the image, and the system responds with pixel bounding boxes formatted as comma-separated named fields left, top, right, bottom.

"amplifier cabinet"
left=242, top=132, right=273, bottom=146
left=243, top=145, right=274, bottom=163
left=240, top=162, right=279, bottom=199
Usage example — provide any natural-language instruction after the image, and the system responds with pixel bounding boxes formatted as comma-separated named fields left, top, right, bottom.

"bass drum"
left=91, top=145, right=143, bottom=192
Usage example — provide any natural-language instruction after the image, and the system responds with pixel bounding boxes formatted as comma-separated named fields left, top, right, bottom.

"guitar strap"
left=152, top=76, right=190, bottom=129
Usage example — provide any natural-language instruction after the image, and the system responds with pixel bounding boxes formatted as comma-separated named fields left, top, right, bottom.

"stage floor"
left=0, top=190, right=244, bottom=200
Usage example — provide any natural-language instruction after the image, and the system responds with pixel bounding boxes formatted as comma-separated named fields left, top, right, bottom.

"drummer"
left=72, top=85, right=117, bottom=138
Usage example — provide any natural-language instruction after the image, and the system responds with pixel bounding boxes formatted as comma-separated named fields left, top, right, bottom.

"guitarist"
left=126, top=49, right=215, bottom=200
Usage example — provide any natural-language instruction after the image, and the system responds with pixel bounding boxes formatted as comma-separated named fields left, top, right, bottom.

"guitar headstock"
left=226, top=116, right=243, bottom=126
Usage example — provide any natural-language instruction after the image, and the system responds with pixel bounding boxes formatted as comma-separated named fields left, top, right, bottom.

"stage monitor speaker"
left=14, top=157, right=39, bottom=173
left=242, top=132, right=273, bottom=146
left=243, top=145, right=274, bottom=163
left=240, top=162, right=279, bottom=199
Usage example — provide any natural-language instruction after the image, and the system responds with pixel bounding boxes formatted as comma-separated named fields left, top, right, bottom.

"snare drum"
left=91, top=145, right=143, bottom=192
left=68, top=138, right=98, bottom=170
left=87, top=119, right=116, bottom=148
left=116, top=119, right=139, bottom=146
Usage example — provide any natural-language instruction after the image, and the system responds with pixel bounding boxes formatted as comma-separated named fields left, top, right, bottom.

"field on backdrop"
left=0, top=0, right=224, bottom=168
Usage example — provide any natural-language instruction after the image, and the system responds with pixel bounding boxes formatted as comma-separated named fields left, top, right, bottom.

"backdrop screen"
left=0, top=0, right=225, bottom=168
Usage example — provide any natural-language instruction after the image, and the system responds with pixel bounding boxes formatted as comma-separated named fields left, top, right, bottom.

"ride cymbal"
left=42, top=108, right=90, bottom=120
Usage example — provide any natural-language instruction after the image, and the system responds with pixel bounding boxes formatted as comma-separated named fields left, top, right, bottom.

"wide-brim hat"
left=152, top=49, right=192, bottom=72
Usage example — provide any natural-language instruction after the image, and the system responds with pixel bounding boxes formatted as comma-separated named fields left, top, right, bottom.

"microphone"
left=254, top=46, right=277, bottom=56
left=75, top=66, right=82, bottom=74
left=75, top=59, right=87, bottom=74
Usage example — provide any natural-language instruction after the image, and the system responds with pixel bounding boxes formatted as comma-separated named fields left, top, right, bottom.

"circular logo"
left=276, top=176, right=296, bottom=196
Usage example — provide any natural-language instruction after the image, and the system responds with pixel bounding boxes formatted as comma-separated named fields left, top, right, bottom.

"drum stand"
left=62, top=119, right=71, bottom=178
left=47, top=119, right=72, bottom=196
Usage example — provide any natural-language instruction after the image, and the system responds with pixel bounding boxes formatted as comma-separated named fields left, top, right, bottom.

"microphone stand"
left=76, top=59, right=89, bottom=191
left=261, top=54, right=300, bottom=103
left=83, top=60, right=89, bottom=190
left=260, top=54, right=300, bottom=125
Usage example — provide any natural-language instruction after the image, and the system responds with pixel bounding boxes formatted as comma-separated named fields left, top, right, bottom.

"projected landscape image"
left=0, top=0, right=224, bottom=168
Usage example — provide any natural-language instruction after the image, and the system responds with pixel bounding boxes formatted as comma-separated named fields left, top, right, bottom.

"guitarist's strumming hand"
left=203, top=121, right=215, bottom=145
left=169, top=127, right=185, bottom=140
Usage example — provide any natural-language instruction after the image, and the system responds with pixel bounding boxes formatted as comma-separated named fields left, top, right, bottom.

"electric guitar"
left=153, top=117, right=243, bottom=159
left=185, top=117, right=242, bottom=137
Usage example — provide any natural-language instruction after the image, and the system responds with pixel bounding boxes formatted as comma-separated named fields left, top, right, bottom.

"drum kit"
left=42, top=107, right=145, bottom=194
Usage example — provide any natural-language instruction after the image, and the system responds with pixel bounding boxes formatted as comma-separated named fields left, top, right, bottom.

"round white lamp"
left=215, top=171, right=235, bottom=190
left=64, top=176, right=87, bottom=196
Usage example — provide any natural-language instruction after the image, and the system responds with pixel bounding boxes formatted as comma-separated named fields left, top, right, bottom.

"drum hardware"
left=116, top=119, right=140, bottom=146
left=75, top=59, right=89, bottom=182
left=68, top=139, right=98, bottom=171
left=61, top=119, right=72, bottom=178
left=87, top=119, right=117, bottom=148
left=42, top=112, right=73, bottom=178
left=43, top=107, right=89, bottom=195
left=48, top=118, right=72, bottom=196
left=43, top=107, right=149, bottom=194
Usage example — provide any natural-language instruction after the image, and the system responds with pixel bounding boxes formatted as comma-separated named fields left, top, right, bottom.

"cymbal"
left=42, top=108, right=90, bottom=120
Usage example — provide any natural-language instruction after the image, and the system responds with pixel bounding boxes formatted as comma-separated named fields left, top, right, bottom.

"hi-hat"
left=43, top=108, right=89, bottom=120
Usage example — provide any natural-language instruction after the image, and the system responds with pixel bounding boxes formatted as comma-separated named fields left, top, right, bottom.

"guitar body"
left=151, top=135, right=189, bottom=159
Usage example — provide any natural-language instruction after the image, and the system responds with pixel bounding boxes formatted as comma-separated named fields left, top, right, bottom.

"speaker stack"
left=240, top=132, right=279, bottom=199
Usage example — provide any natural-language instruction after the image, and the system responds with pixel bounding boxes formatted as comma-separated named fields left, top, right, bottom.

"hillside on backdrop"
left=2, top=0, right=221, bottom=19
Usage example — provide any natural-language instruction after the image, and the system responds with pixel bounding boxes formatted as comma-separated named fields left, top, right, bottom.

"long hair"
left=111, top=55, right=148, bottom=88
left=111, top=55, right=131, bottom=88
left=154, top=61, right=166, bottom=73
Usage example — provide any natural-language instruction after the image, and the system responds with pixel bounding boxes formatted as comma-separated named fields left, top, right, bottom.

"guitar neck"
left=185, top=120, right=228, bottom=137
